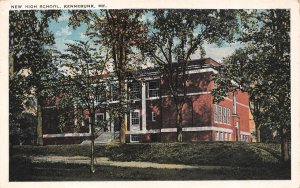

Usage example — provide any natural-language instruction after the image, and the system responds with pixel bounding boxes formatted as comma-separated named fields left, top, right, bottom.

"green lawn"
left=9, top=142, right=290, bottom=180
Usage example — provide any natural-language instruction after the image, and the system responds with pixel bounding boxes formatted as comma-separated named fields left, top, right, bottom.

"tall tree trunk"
left=176, top=107, right=183, bottom=142
left=36, top=103, right=43, bottom=146
left=280, top=127, right=290, bottom=163
left=90, top=114, right=96, bottom=173
left=119, top=79, right=127, bottom=144
left=90, top=138, right=95, bottom=173
left=256, top=126, right=261, bottom=143
left=120, top=116, right=126, bottom=144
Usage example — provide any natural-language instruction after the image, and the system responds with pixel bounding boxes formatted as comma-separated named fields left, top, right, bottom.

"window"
left=224, top=133, right=227, bottom=141
left=82, top=118, right=90, bottom=127
left=227, top=108, right=230, bottom=124
left=214, top=105, right=218, bottom=123
left=111, top=84, right=119, bottom=101
left=74, top=118, right=78, bottom=126
left=223, top=107, right=226, bottom=124
left=215, top=131, right=219, bottom=141
left=129, top=81, right=141, bottom=99
left=228, top=133, right=231, bottom=141
left=241, top=134, right=244, bottom=141
left=220, top=132, right=223, bottom=141
left=152, top=112, right=157, bottom=122
left=95, top=95, right=105, bottom=103
left=95, top=113, right=104, bottom=122
left=131, top=111, right=140, bottom=126
left=131, top=134, right=139, bottom=142
left=218, top=106, right=222, bottom=122
left=148, top=80, right=159, bottom=98
left=240, top=135, right=248, bottom=142
left=214, top=105, right=231, bottom=124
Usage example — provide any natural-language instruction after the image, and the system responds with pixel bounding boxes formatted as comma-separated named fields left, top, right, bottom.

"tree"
left=140, top=10, right=239, bottom=142
left=212, top=10, right=290, bottom=162
left=9, top=10, right=61, bottom=145
left=68, top=10, right=147, bottom=144
left=56, top=40, right=109, bottom=173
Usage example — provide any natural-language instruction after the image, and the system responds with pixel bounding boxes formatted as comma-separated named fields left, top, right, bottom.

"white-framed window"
left=148, top=80, right=159, bottom=98
left=214, top=105, right=218, bottom=123
left=240, top=135, right=248, bottom=142
left=224, top=132, right=227, bottom=141
left=220, top=132, right=223, bottom=141
left=215, top=131, right=219, bottom=141
left=228, top=133, right=232, bottom=141
left=223, top=107, right=226, bottom=124
left=95, top=95, right=105, bottom=103
left=152, top=112, right=157, bottom=122
left=74, top=118, right=78, bottom=126
left=95, top=113, right=104, bottom=122
left=129, top=81, right=141, bottom=99
left=130, top=110, right=140, bottom=126
left=218, top=106, right=222, bottom=122
left=111, top=84, right=119, bottom=101
left=227, top=108, right=230, bottom=124
left=130, top=134, right=139, bottom=142
left=82, top=117, right=90, bottom=127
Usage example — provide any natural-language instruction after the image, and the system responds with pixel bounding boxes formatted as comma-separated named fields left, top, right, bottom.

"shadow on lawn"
left=10, top=157, right=290, bottom=181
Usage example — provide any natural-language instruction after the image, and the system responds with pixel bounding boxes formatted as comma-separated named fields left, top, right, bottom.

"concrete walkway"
left=30, top=155, right=232, bottom=170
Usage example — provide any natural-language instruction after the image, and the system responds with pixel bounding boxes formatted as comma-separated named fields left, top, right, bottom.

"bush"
left=10, top=112, right=37, bottom=145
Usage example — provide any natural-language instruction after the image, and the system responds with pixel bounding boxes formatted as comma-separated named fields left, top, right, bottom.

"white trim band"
left=127, top=129, right=161, bottom=134
left=145, top=91, right=211, bottom=101
left=128, top=126, right=233, bottom=134
left=143, top=68, right=217, bottom=81
left=43, top=126, right=234, bottom=138
left=240, top=131, right=251, bottom=136
left=161, top=128, right=178, bottom=133
left=187, top=68, right=218, bottom=75
left=183, top=126, right=233, bottom=133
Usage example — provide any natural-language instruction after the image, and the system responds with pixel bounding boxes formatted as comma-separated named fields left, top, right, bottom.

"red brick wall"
left=42, top=59, right=252, bottom=144
left=161, top=132, right=178, bottom=142
left=183, top=131, right=212, bottom=142
left=191, top=94, right=212, bottom=127
left=186, top=73, right=211, bottom=93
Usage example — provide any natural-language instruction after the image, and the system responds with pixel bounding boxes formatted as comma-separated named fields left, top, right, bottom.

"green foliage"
left=9, top=10, right=61, bottom=145
left=57, top=40, right=109, bottom=132
left=68, top=10, right=149, bottom=143
left=139, top=10, right=239, bottom=139
left=212, top=10, right=290, bottom=140
left=10, top=113, right=37, bottom=145
left=141, top=10, right=239, bottom=64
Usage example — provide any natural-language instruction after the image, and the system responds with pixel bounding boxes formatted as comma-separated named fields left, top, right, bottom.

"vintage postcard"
left=1, top=0, right=300, bottom=187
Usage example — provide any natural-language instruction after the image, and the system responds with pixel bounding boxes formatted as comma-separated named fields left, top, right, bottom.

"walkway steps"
left=81, top=132, right=119, bottom=145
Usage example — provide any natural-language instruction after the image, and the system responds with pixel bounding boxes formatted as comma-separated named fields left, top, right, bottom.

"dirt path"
left=30, top=155, right=233, bottom=170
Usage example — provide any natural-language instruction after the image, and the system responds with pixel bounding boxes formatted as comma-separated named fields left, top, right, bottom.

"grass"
left=9, top=142, right=290, bottom=180
left=11, top=142, right=282, bottom=167
left=9, top=157, right=290, bottom=181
